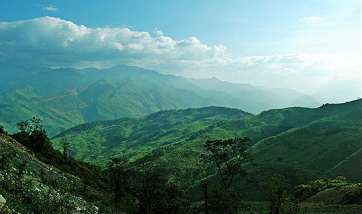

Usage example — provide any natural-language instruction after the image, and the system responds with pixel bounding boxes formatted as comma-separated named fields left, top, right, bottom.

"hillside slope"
left=0, top=134, right=97, bottom=213
left=53, top=106, right=252, bottom=164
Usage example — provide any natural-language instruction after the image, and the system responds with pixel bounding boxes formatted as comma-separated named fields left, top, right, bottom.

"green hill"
left=52, top=99, right=361, bottom=200
left=52, top=106, right=252, bottom=164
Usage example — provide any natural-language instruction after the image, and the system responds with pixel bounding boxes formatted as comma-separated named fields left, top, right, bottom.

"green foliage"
left=207, top=188, right=242, bottom=214
left=200, top=137, right=253, bottom=191
left=29, top=130, right=52, bottom=153
left=340, top=183, right=362, bottom=204
left=16, top=120, right=31, bottom=134
left=59, top=137, right=70, bottom=159
left=15, top=115, right=43, bottom=135
left=292, top=176, right=362, bottom=205
left=131, top=150, right=188, bottom=214
left=0, top=151, right=14, bottom=171
left=261, top=174, right=298, bottom=214
left=12, top=117, right=55, bottom=159
left=198, top=138, right=253, bottom=214
left=106, top=157, right=133, bottom=212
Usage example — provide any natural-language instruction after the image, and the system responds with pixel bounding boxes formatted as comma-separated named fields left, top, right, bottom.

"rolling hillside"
left=1, top=64, right=319, bottom=136
left=52, top=106, right=252, bottom=163
left=52, top=99, right=361, bottom=200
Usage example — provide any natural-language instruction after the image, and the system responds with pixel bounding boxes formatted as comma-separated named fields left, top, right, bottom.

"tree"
left=29, top=130, right=52, bottom=153
left=132, top=149, right=188, bottom=214
left=30, top=115, right=43, bottom=131
left=201, top=179, right=209, bottom=214
left=200, top=137, right=253, bottom=191
left=200, top=137, right=253, bottom=214
left=17, top=120, right=31, bottom=134
left=16, top=115, right=43, bottom=135
left=207, top=188, right=241, bottom=214
left=13, top=120, right=31, bottom=145
left=60, top=138, right=70, bottom=160
left=133, top=151, right=167, bottom=214
left=107, top=157, right=133, bottom=213
left=12, top=116, right=52, bottom=155
left=262, top=174, right=291, bottom=214
left=13, top=116, right=45, bottom=147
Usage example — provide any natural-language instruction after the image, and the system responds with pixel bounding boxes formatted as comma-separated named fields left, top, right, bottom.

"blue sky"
left=0, top=0, right=361, bottom=102
left=1, top=0, right=360, bottom=56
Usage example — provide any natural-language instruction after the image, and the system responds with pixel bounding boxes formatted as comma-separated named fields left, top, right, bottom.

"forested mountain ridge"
left=52, top=99, right=361, bottom=201
left=0, top=64, right=319, bottom=136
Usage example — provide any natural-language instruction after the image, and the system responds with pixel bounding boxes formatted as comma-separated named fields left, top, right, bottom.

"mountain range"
left=1, top=62, right=360, bottom=208
left=0, top=64, right=320, bottom=136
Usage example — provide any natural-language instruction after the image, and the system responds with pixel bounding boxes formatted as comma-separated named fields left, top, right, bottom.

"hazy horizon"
left=1, top=0, right=360, bottom=103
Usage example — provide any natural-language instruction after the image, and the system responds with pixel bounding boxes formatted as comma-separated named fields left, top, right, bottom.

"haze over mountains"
left=0, top=64, right=320, bottom=136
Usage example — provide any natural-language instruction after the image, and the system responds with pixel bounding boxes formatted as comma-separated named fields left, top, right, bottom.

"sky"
left=0, top=0, right=361, bottom=102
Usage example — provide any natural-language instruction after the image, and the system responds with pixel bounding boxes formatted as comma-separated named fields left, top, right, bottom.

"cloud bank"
left=0, top=17, right=226, bottom=69
left=0, top=17, right=360, bottom=102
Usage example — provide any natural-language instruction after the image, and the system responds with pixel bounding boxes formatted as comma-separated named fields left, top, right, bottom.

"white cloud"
left=298, top=16, right=323, bottom=23
left=43, top=5, right=58, bottom=11
left=153, top=29, right=163, bottom=36
left=0, top=17, right=360, bottom=102
left=0, top=16, right=227, bottom=69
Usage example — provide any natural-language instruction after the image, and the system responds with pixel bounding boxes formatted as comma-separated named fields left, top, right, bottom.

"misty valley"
left=0, top=64, right=361, bottom=214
